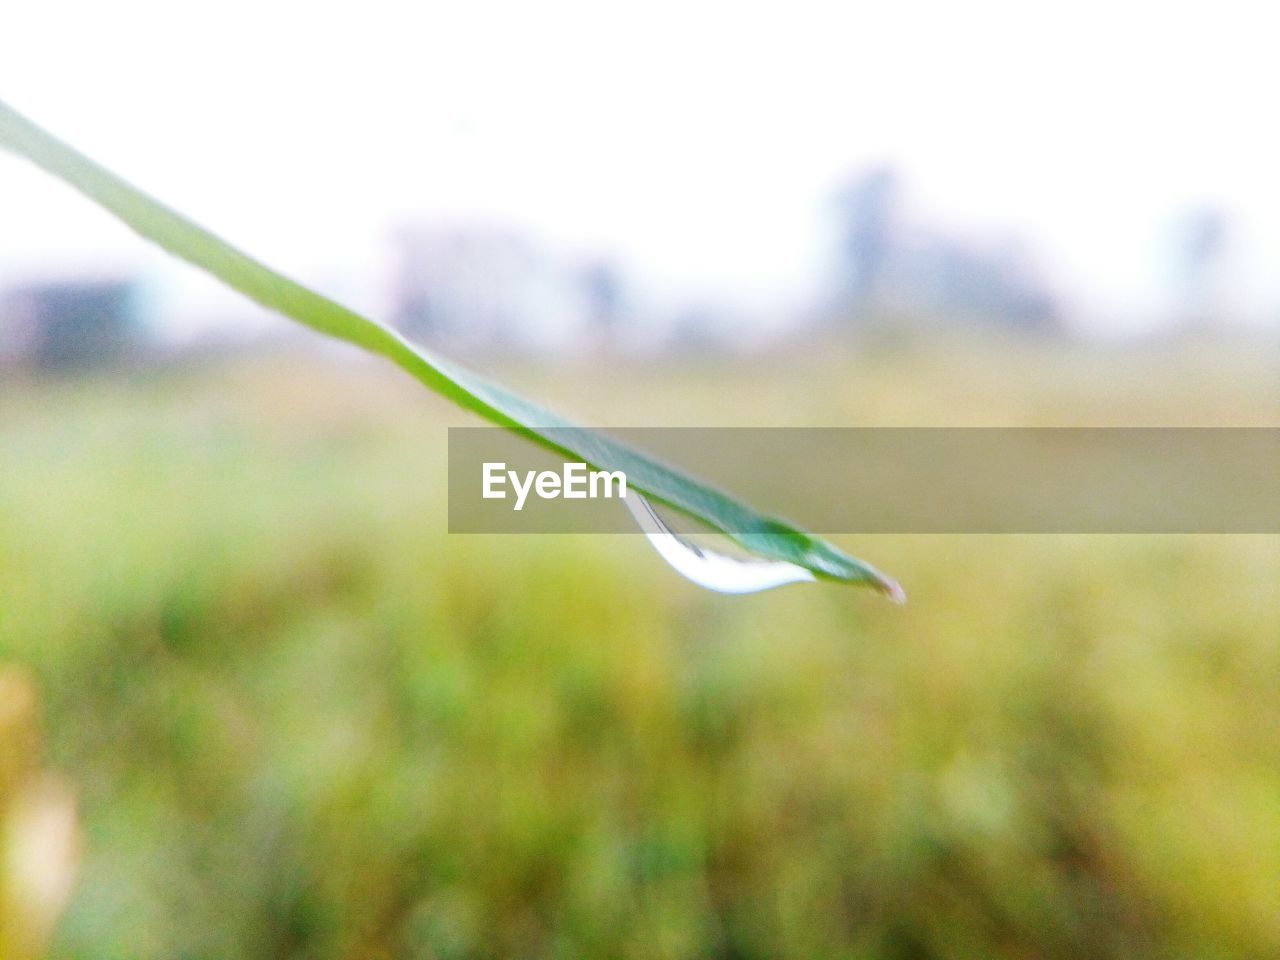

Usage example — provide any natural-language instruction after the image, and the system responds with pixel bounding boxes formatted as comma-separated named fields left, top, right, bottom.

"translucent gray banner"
left=448, top=428, right=1279, bottom=533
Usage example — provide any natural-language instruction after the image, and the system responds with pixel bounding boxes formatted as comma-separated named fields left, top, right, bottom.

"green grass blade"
left=0, top=98, right=899, bottom=594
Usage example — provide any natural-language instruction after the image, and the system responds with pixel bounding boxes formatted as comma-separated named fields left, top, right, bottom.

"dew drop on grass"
left=624, top=493, right=817, bottom=594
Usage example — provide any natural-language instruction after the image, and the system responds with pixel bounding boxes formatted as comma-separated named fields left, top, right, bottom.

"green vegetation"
left=1, top=344, right=1277, bottom=959
left=0, top=98, right=893, bottom=592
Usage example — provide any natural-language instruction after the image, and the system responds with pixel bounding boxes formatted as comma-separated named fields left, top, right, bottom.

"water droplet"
left=624, top=494, right=816, bottom=594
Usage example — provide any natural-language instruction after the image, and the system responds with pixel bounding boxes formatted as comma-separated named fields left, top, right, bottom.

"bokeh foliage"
left=1, top=343, right=1277, bottom=958
left=0, top=668, right=78, bottom=960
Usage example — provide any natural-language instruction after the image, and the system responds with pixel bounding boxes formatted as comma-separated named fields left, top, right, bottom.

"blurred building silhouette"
left=1169, top=206, right=1233, bottom=329
left=578, top=259, right=624, bottom=338
left=0, top=277, right=140, bottom=370
left=898, top=234, right=1058, bottom=331
left=829, top=167, right=1059, bottom=333
left=390, top=222, right=596, bottom=352
left=833, top=165, right=902, bottom=314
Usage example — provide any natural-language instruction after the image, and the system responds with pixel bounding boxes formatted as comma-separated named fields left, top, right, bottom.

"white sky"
left=3, top=0, right=1279, bottom=334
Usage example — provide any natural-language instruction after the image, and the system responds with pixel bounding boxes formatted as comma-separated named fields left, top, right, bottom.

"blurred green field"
left=1, top=339, right=1278, bottom=959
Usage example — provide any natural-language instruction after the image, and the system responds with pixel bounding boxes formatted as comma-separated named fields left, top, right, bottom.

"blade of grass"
left=0, top=98, right=900, bottom=595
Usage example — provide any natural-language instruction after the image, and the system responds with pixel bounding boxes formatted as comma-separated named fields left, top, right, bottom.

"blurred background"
left=1, top=1, right=1278, bottom=957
